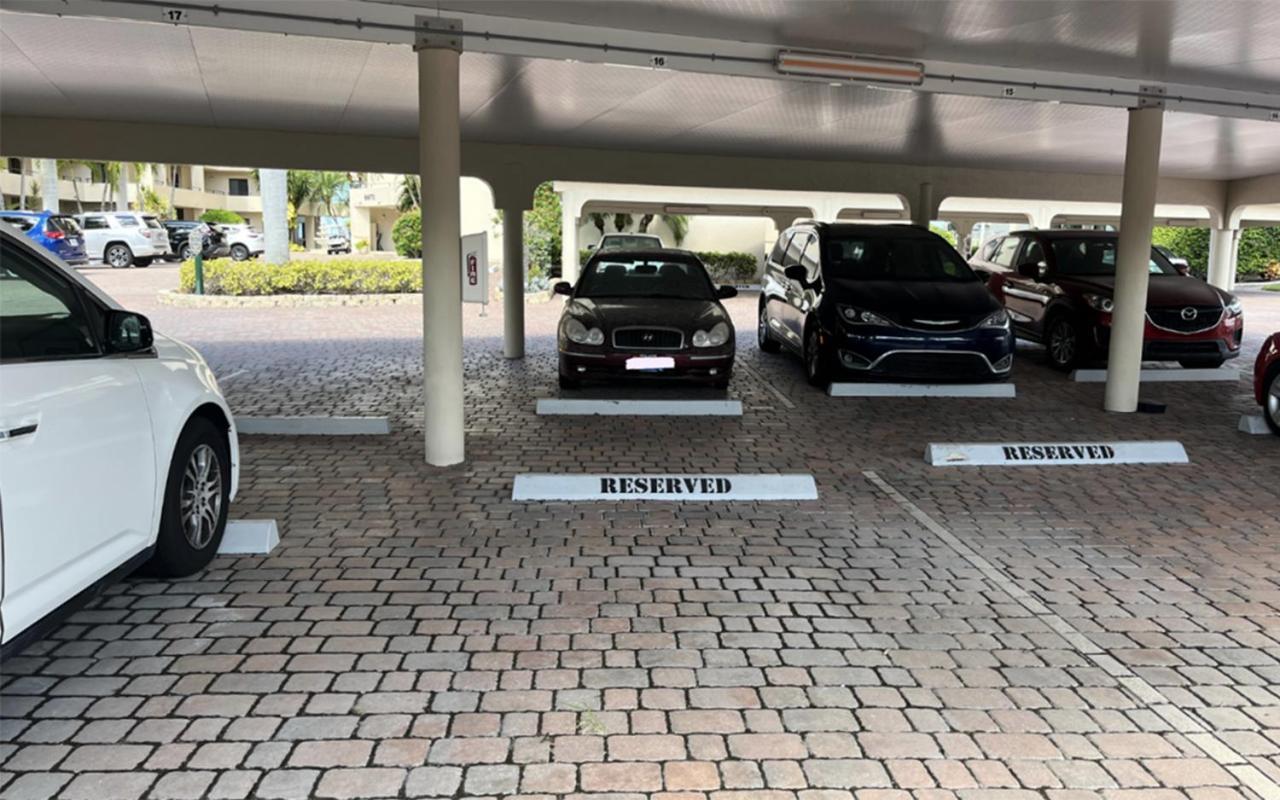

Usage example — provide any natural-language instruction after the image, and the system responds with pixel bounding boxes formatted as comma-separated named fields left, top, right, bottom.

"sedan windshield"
left=1051, top=238, right=1177, bottom=276
left=599, top=235, right=663, bottom=250
left=577, top=257, right=714, bottom=300
left=824, top=236, right=978, bottom=282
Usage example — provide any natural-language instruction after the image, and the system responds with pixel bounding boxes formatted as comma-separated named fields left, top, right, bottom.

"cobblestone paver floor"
left=2, top=265, right=1278, bottom=799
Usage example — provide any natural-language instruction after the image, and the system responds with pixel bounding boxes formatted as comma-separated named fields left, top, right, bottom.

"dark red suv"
left=1256, top=333, right=1279, bottom=435
left=970, top=230, right=1243, bottom=370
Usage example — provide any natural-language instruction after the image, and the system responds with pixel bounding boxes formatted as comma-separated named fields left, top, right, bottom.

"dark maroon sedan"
left=1256, top=332, right=1279, bottom=435
left=554, top=249, right=737, bottom=389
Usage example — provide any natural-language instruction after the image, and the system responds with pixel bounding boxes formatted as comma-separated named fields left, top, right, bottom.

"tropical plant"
left=309, top=171, right=347, bottom=218
left=398, top=175, right=421, bottom=212
left=637, top=213, right=655, bottom=233
left=199, top=209, right=245, bottom=224
left=661, top=214, right=689, bottom=246
left=525, top=182, right=563, bottom=273
left=138, top=186, right=170, bottom=217
left=613, top=213, right=631, bottom=232
left=392, top=209, right=422, bottom=258
left=286, top=170, right=317, bottom=213
left=588, top=213, right=607, bottom=235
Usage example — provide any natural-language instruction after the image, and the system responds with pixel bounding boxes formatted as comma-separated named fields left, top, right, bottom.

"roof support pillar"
left=503, top=208, right=526, bottom=359
left=1104, top=105, right=1164, bottom=414
left=913, top=182, right=933, bottom=227
left=561, top=203, right=579, bottom=285
left=1206, top=227, right=1238, bottom=290
left=40, top=158, right=59, bottom=212
left=418, top=26, right=465, bottom=466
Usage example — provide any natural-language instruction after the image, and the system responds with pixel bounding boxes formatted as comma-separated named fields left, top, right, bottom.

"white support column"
left=418, top=25, right=465, bottom=466
left=913, top=182, right=933, bottom=227
left=40, top=158, right=58, bottom=212
left=1104, top=105, right=1164, bottom=413
left=117, top=163, right=130, bottom=211
left=1227, top=228, right=1241, bottom=291
left=561, top=202, right=579, bottom=285
left=503, top=208, right=526, bottom=359
left=259, top=168, right=290, bottom=264
left=1207, top=227, right=1238, bottom=290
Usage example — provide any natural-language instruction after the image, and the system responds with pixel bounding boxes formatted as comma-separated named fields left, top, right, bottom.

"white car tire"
left=142, top=417, right=230, bottom=577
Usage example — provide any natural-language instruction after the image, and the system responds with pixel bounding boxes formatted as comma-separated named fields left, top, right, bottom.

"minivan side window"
left=980, top=237, right=1001, bottom=261
left=1020, top=238, right=1046, bottom=268
left=800, top=234, right=821, bottom=280
left=769, top=231, right=793, bottom=264
left=993, top=236, right=1021, bottom=268
left=0, top=240, right=100, bottom=361
left=783, top=232, right=808, bottom=268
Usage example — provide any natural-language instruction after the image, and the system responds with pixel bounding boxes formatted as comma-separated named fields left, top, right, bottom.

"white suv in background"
left=0, top=223, right=238, bottom=655
left=76, top=211, right=171, bottom=268
left=217, top=224, right=265, bottom=261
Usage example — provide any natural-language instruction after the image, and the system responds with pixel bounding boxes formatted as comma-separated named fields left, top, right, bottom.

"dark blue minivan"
left=0, top=210, right=88, bottom=265
left=758, top=222, right=1014, bottom=385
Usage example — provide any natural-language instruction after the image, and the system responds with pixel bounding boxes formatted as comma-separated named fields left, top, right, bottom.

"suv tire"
left=104, top=243, right=134, bottom=269
left=758, top=303, right=781, bottom=353
left=1265, top=367, right=1280, bottom=436
left=804, top=323, right=831, bottom=387
left=1045, top=314, right=1082, bottom=371
left=230, top=244, right=250, bottom=261
left=142, top=417, right=230, bottom=577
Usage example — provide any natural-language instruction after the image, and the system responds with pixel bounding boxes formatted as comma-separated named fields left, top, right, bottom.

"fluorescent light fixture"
left=776, top=50, right=924, bottom=86
left=664, top=205, right=710, bottom=214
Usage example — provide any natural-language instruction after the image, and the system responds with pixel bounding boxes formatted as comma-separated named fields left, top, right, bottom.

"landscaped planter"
left=158, top=289, right=423, bottom=307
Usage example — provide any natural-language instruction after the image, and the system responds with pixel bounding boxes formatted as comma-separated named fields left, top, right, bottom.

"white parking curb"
left=219, top=520, right=280, bottom=555
left=829, top=383, right=1015, bottom=398
left=1070, top=367, right=1237, bottom=383
left=1238, top=414, right=1271, bottom=435
left=536, top=399, right=742, bottom=416
left=235, top=416, right=391, bottom=435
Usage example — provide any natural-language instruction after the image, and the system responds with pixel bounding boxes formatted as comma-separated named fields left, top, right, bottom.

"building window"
left=228, top=178, right=250, bottom=196
left=6, top=158, right=22, bottom=174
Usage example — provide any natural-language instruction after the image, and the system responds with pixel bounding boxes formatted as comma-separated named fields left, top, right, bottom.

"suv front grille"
left=1148, top=305, right=1222, bottom=333
left=613, top=328, right=684, bottom=350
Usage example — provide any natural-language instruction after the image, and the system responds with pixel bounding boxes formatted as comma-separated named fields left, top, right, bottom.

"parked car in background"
left=0, top=223, right=238, bottom=655
left=759, top=222, right=1014, bottom=385
left=594, top=233, right=665, bottom=252
left=554, top=249, right=736, bottom=389
left=972, top=230, right=1243, bottom=370
left=321, top=232, right=351, bottom=254
left=1256, top=332, right=1280, bottom=435
left=1154, top=245, right=1191, bottom=275
left=76, top=211, right=170, bottom=268
left=215, top=223, right=265, bottom=261
left=0, top=210, right=88, bottom=266
left=163, top=221, right=230, bottom=261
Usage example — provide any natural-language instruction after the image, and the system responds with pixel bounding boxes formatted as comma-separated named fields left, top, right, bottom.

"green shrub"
left=1238, top=227, right=1280, bottom=280
left=198, top=208, right=244, bottom=225
left=392, top=210, right=422, bottom=258
left=698, top=251, right=758, bottom=283
left=1152, top=227, right=1210, bottom=278
left=179, top=258, right=421, bottom=295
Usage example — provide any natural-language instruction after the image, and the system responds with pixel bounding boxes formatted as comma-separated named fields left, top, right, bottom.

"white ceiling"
left=2, top=3, right=1279, bottom=180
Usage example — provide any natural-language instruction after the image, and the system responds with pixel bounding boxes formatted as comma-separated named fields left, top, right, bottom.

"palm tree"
left=310, top=171, right=346, bottom=218
left=661, top=214, right=689, bottom=246
left=397, top=175, right=420, bottom=212
left=286, top=170, right=317, bottom=213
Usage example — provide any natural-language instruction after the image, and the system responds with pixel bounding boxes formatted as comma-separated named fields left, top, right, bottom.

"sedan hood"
left=828, top=278, right=1000, bottom=328
left=1063, top=275, right=1227, bottom=307
left=567, top=297, right=728, bottom=331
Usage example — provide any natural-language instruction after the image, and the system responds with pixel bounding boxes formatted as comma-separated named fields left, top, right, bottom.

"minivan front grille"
left=612, top=328, right=683, bottom=350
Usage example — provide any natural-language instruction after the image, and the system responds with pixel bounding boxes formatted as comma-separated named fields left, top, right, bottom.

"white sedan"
left=0, top=223, right=238, bottom=654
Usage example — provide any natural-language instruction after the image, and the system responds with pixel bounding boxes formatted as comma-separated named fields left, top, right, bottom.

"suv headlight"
left=838, top=305, right=895, bottom=326
left=980, top=309, right=1011, bottom=328
left=1084, top=294, right=1114, bottom=313
left=1226, top=296, right=1242, bottom=317
left=692, top=321, right=731, bottom=348
left=563, top=317, right=604, bottom=345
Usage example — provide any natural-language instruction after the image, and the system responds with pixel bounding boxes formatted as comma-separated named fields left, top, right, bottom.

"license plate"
left=68, top=238, right=79, bottom=246
left=626, top=356, right=675, bottom=371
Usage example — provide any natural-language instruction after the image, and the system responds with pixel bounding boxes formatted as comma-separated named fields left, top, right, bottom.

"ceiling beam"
left=4, top=0, right=1279, bottom=122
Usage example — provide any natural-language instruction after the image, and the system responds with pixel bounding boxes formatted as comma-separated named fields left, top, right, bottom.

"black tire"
left=142, top=417, right=230, bottom=578
left=1045, top=314, right=1082, bottom=371
left=804, top=323, right=831, bottom=387
left=1264, top=368, right=1280, bottom=436
left=558, top=374, right=580, bottom=391
left=1178, top=358, right=1225, bottom=369
left=758, top=302, right=781, bottom=353
left=230, top=244, right=250, bottom=261
left=104, top=243, right=134, bottom=269
left=179, top=245, right=193, bottom=261
left=134, top=258, right=152, bottom=268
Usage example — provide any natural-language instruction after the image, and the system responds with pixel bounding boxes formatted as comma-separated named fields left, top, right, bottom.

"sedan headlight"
left=980, top=309, right=1011, bottom=328
left=1226, top=296, right=1242, bottom=317
left=838, top=305, right=895, bottom=327
left=692, top=321, right=731, bottom=348
left=563, top=317, right=604, bottom=345
left=1084, top=294, right=1114, bottom=313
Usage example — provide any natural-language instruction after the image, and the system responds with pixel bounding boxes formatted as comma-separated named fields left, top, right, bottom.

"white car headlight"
left=692, top=321, right=731, bottom=348
left=980, top=309, right=1011, bottom=328
left=563, top=317, right=604, bottom=345
left=1084, top=294, right=1114, bottom=313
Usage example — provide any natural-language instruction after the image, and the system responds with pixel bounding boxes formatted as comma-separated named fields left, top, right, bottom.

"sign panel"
left=513, top=473, right=818, bottom=501
left=927, top=440, right=1189, bottom=466
left=461, top=232, right=488, bottom=305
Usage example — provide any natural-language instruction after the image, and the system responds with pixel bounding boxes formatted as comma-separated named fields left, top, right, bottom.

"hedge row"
left=1152, top=226, right=1280, bottom=281
left=179, top=258, right=420, bottom=295
left=577, top=249, right=759, bottom=283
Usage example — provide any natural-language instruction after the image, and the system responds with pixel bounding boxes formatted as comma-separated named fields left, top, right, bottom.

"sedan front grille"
left=1148, top=305, right=1223, bottom=333
left=613, top=328, right=684, bottom=350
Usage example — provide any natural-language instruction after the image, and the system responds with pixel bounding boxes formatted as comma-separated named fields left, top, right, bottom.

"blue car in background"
left=0, top=210, right=88, bottom=265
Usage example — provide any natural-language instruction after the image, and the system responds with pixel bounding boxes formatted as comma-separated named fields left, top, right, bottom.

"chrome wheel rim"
left=1268, top=375, right=1280, bottom=426
left=181, top=444, right=222, bottom=550
left=1049, top=321, right=1075, bottom=366
left=107, top=246, right=130, bottom=267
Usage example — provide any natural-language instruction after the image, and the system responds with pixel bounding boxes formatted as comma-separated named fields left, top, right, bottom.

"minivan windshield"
left=577, top=256, right=713, bottom=300
left=1050, top=238, right=1176, bottom=276
left=824, top=235, right=978, bottom=282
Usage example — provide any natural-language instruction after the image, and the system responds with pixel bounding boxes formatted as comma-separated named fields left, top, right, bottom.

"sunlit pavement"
left=2, top=264, right=1277, bottom=800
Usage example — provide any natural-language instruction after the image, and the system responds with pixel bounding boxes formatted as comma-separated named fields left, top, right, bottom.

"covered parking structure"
left=4, top=0, right=1280, bottom=465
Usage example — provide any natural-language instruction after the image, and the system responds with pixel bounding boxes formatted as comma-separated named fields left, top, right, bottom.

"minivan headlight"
left=980, top=309, right=1011, bottom=328
left=692, top=321, right=731, bottom=348
left=838, top=305, right=894, bottom=327
left=1084, top=294, right=1114, bottom=313
left=563, top=317, right=604, bottom=345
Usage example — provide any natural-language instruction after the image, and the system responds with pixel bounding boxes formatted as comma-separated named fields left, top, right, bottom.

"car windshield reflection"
left=1050, top=238, right=1178, bottom=276
left=825, top=236, right=978, bottom=282
left=577, top=257, right=714, bottom=300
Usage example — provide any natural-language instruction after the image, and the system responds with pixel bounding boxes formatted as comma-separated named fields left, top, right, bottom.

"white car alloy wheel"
left=105, top=244, right=133, bottom=268
left=181, top=444, right=223, bottom=550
